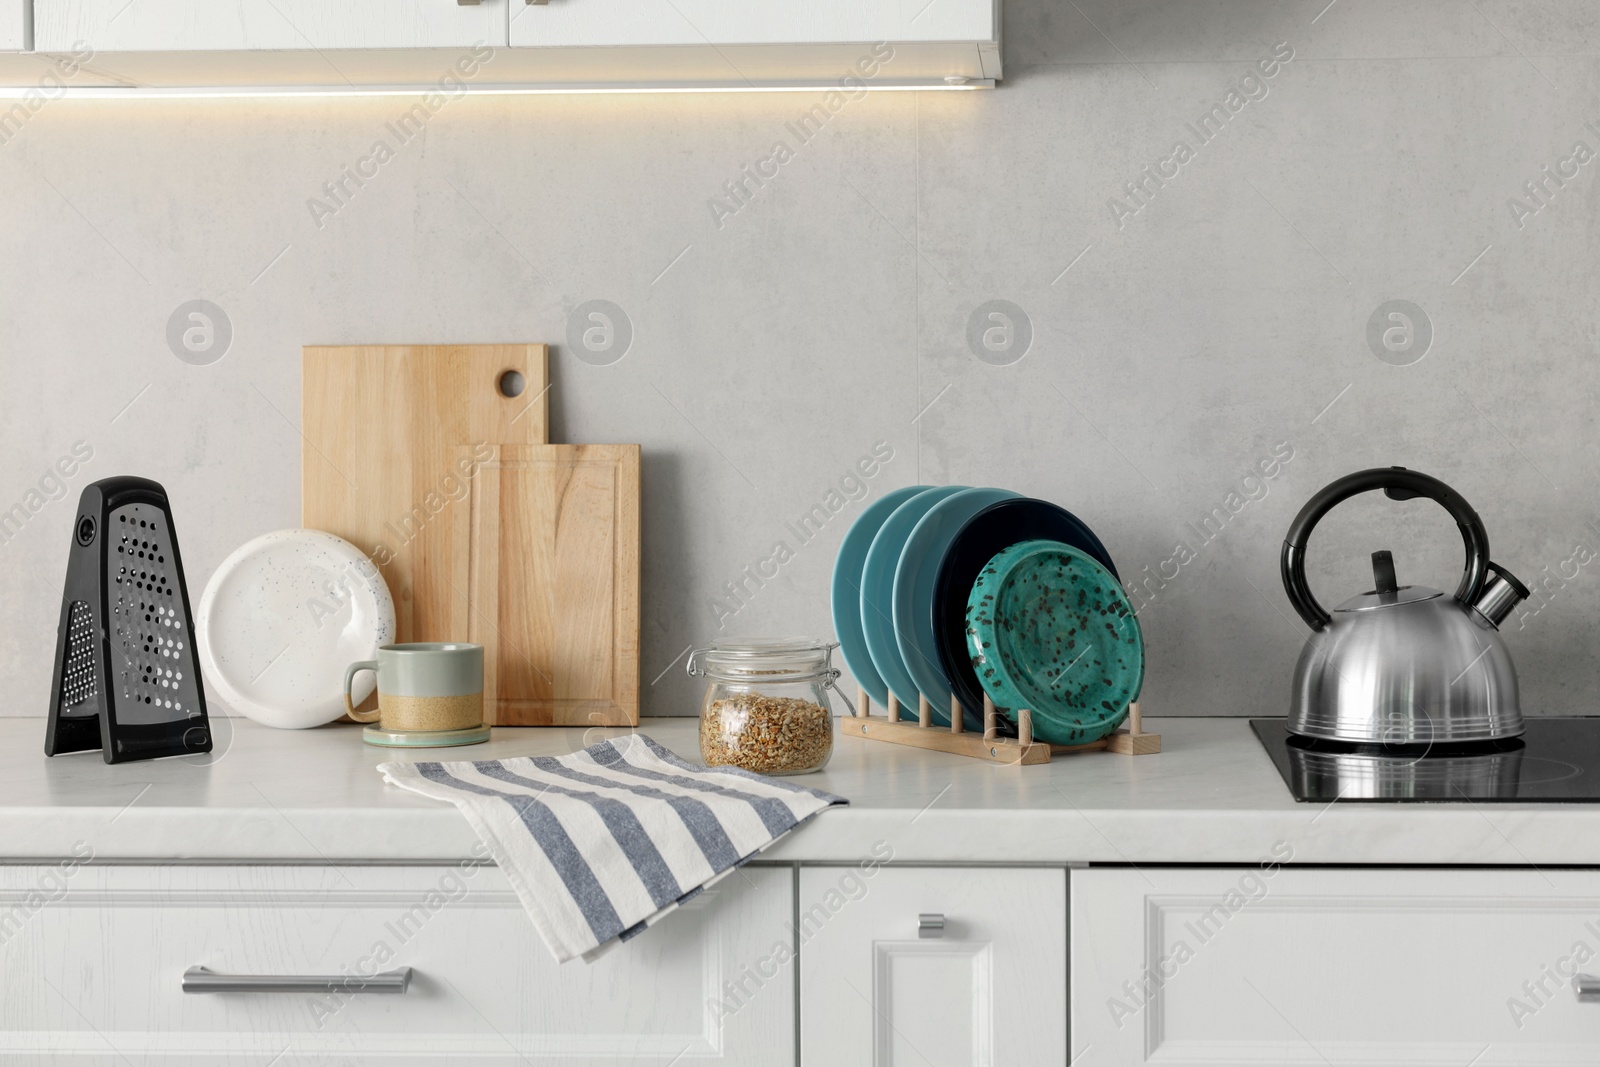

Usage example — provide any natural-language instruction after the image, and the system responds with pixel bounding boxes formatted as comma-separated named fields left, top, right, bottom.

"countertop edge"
left=7, top=804, right=1600, bottom=866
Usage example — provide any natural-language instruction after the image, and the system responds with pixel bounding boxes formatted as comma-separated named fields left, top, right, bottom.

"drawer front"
left=1073, top=867, right=1600, bottom=1066
left=798, top=865, right=1066, bottom=1067
left=0, top=864, right=793, bottom=1065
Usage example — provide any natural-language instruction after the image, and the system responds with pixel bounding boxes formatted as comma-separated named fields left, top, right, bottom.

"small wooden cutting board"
left=436, top=444, right=641, bottom=726
left=301, top=344, right=549, bottom=645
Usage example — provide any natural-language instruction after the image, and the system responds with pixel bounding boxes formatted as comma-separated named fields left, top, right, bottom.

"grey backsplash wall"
left=4, top=0, right=1599, bottom=721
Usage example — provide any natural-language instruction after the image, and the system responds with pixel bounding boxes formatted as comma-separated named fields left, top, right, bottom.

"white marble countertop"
left=4, top=716, right=1596, bottom=866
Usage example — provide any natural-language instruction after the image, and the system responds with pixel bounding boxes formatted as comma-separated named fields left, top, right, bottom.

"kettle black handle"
left=1280, top=467, right=1491, bottom=631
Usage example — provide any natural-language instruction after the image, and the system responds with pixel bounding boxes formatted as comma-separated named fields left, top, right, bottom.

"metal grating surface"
left=59, top=600, right=98, bottom=713
left=109, top=503, right=204, bottom=727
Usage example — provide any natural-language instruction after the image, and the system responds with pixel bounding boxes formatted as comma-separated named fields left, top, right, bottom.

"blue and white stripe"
left=379, top=735, right=846, bottom=963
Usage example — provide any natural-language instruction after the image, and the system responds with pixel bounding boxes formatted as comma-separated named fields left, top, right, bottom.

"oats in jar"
left=700, top=694, right=833, bottom=775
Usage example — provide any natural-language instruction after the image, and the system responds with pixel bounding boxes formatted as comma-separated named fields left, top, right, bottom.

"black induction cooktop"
left=1251, top=718, right=1600, bottom=802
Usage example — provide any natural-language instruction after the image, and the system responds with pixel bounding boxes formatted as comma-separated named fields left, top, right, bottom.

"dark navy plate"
left=931, top=498, right=1120, bottom=728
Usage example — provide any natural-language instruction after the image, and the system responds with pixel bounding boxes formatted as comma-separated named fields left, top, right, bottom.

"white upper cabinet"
left=0, top=0, right=26, bottom=50
left=32, top=0, right=509, bottom=53
left=14, top=0, right=998, bottom=89
left=509, top=0, right=996, bottom=48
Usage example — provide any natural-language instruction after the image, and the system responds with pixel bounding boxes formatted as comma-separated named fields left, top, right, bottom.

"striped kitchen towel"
left=378, top=734, right=846, bottom=963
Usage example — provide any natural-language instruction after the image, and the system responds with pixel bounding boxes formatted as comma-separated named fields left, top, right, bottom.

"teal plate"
left=831, top=485, right=933, bottom=708
left=861, top=486, right=967, bottom=714
left=892, top=487, right=1019, bottom=728
left=966, top=540, right=1144, bottom=745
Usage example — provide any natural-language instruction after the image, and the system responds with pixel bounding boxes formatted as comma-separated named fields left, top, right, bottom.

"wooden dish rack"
left=845, top=688, right=1159, bottom=766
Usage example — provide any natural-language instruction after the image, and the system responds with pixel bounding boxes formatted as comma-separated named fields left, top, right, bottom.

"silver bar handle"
left=182, top=965, right=412, bottom=995
left=1576, top=974, right=1600, bottom=1002
left=918, top=913, right=944, bottom=939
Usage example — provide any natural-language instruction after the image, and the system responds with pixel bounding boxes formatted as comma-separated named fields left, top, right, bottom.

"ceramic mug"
left=344, top=643, right=484, bottom=732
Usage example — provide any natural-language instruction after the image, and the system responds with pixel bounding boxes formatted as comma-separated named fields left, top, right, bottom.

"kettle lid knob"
left=1371, top=550, right=1398, bottom=598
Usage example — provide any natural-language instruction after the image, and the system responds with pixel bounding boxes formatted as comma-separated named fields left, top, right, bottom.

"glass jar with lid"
left=687, top=638, right=844, bottom=775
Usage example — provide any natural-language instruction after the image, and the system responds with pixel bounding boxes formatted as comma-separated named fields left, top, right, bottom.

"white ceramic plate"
left=197, top=529, right=395, bottom=730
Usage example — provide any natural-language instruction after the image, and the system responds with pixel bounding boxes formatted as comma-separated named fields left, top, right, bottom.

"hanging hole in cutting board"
left=498, top=370, right=526, bottom=398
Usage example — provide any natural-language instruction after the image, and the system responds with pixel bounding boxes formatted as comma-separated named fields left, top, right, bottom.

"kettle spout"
left=1471, top=562, right=1530, bottom=629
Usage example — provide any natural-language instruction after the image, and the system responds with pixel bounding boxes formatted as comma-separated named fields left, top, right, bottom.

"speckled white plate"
left=197, top=529, right=394, bottom=730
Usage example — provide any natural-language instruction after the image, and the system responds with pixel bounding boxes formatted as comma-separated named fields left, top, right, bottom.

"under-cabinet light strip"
left=0, top=79, right=992, bottom=99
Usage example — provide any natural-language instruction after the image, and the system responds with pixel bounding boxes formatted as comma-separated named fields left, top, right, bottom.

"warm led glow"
left=0, top=79, right=992, bottom=100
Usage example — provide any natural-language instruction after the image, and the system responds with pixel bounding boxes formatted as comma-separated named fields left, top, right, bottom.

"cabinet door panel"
left=34, top=0, right=508, bottom=53
left=0, top=0, right=25, bottom=51
left=799, top=866, right=1065, bottom=1066
left=510, top=0, right=995, bottom=48
left=1073, top=867, right=1600, bottom=1066
left=0, top=864, right=793, bottom=1065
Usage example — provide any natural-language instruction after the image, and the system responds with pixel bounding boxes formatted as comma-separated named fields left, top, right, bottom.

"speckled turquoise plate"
left=966, top=539, right=1143, bottom=746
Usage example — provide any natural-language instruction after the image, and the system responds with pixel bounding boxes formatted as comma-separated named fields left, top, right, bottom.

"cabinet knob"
left=918, top=913, right=945, bottom=939
left=1576, top=974, right=1600, bottom=1002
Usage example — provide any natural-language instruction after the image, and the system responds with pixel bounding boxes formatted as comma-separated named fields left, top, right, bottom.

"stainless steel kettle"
left=1280, top=467, right=1530, bottom=746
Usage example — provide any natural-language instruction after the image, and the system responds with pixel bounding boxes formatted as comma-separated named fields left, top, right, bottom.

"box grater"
left=45, top=476, right=212, bottom=763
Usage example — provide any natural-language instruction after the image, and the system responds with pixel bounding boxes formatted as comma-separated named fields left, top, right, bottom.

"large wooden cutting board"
left=440, top=444, right=640, bottom=726
left=301, top=344, right=549, bottom=645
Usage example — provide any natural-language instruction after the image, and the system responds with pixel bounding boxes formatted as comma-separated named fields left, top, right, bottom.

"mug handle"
left=344, top=661, right=381, bottom=723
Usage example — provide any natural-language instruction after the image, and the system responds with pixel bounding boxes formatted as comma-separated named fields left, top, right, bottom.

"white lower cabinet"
left=22, top=856, right=1600, bottom=1065
left=798, top=866, right=1067, bottom=1066
left=0, top=864, right=794, bottom=1066
left=1072, top=867, right=1600, bottom=1066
